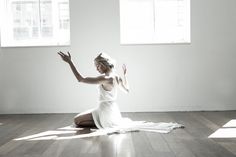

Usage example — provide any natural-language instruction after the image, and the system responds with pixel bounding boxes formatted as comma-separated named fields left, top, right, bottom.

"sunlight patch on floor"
left=223, top=119, right=236, bottom=128
left=13, top=125, right=119, bottom=141
left=13, top=125, right=136, bottom=141
left=209, top=128, right=236, bottom=138
left=29, top=135, right=59, bottom=141
left=14, top=130, right=77, bottom=141
left=209, top=119, right=236, bottom=138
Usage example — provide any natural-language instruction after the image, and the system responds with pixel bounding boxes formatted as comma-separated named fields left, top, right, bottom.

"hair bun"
left=95, top=52, right=116, bottom=68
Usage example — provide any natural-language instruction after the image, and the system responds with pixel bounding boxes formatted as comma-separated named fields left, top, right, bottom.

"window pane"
left=11, top=0, right=39, bottom=40
left=120, top=0, right=190, bottom=44
left=1, top=0, right=70, bottom=47
left=154, top=0, right=190, bottom=43
left=120, top=0, right=154, bottom=44
left=58, top=1, right=70, bottom=30
left=40, top=0, right=53, bottom=37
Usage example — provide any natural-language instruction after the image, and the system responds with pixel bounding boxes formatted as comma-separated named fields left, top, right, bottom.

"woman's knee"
left=74, top=116, right=81, bottom=125
left=74, top=113, right=93, bottom=125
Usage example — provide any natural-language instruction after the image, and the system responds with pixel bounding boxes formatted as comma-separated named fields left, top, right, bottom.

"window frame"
left=0, top=0, right=70, bottom=47
left=119, top=0, right=191, bottom=45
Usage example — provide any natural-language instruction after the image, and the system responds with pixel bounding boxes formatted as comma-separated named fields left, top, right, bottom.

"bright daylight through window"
left=0, top=0, right=70, bottom=47
left=119, top=0, right=190, bottom=44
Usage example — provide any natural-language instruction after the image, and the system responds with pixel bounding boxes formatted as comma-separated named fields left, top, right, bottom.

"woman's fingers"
left=58, top=51, right=65, bottom=57
left=58, top=51, right=67, bottom=61
left=58, top=51, right=71, bottom=63
left=122, top=64, right=126, bottom=70
left=67, top=51, right=71, bottom=57
left=58, top=52, right=64, bottom=58
left=58, top=51, right=70, bottom=58
left=122, top=64, right=126, bottom=69
left=122, top=64, right=127, bottom=74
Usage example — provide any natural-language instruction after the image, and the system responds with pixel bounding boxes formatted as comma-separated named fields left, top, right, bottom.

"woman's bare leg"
left=74, top=112, right=97, bottom=128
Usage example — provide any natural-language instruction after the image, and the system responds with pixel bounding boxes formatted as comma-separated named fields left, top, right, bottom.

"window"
left=119, top=0, right=190, bottom=44
left=0, top=0, right=70, bottom=47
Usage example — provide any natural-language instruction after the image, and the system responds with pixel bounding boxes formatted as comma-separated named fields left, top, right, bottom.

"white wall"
left=0, top=0, right=236, bottom=114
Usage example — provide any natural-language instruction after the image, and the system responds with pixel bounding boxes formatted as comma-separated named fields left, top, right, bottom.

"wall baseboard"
left=0, top=104, right=235, bottom=114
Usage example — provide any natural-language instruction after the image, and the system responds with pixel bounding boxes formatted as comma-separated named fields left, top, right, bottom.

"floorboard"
left=0, top=111, right=235, bottom=157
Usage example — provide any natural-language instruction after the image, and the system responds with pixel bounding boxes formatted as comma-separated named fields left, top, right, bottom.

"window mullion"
left=153, top=0, right=156, bottom=33
left=38, top=0, right=42, bottom=40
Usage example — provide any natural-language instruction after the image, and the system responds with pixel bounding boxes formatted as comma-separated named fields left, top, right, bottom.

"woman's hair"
left=94, top=53, right=116, bottom=69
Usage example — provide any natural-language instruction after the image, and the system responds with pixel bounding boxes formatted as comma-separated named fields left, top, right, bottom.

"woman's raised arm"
left=118, top=64, right=130, bottom=93
left=58, top=51, right=112, bottom=85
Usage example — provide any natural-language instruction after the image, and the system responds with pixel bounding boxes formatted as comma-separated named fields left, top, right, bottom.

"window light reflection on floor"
left=208, top=119, right=236, bottom=138
left=13, top=125, right=129, bottom=141
left=13, top=126, right=89, bottom=141
left=223, top=119, right=236, bottom=128
left=209, top=128, right=236, bottom=138
left=14, top=130, right=78, bottom=141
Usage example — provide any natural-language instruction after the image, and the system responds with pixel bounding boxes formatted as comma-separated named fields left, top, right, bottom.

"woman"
left=58, top=51, right=184, bottom=132
left=58, top=51, right=128, bottom=129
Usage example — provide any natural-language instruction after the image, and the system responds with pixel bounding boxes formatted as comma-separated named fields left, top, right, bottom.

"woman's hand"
left=119, top=64, right=129, bottom=93
left=122, top=64, right=127, bottom=75
left=58, top=51, right=72, bottom=63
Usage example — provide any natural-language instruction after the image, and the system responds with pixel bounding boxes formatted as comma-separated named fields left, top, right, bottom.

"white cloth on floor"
left=90, top=83, right=183, bottom=133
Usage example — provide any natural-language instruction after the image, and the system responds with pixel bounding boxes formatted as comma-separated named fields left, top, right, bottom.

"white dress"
left=92, top=84, right=122, bottom=128
left=91, top=83, right=184, bottom=133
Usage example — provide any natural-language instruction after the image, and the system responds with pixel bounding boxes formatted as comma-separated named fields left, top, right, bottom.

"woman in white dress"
left=58, top=51, right=184, bottom=133
left=58, top=52, right=128, bottom=128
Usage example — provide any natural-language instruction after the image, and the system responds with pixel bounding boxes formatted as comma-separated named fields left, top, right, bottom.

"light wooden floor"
left=0, top=111, right=235, bottom=157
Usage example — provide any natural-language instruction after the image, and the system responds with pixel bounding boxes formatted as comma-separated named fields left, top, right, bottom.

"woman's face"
left=94, top=61, right=107, bottom=74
